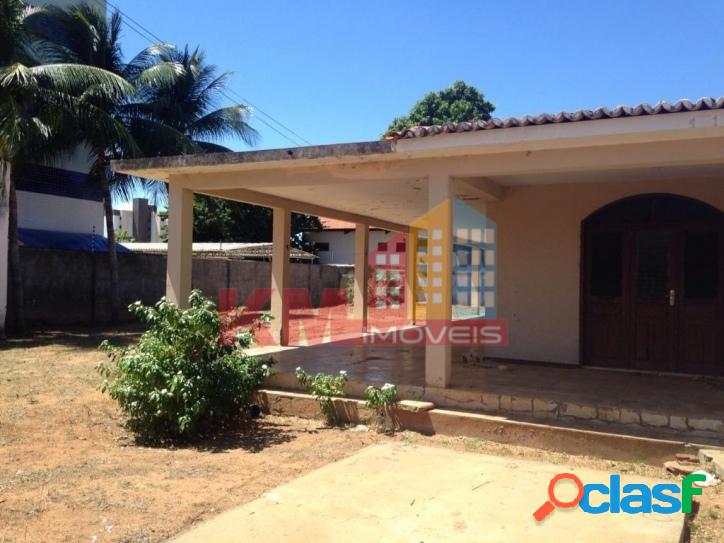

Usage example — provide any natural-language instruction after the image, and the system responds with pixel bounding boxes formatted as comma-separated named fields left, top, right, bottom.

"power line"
left=90, top=0, right=310, bottom=147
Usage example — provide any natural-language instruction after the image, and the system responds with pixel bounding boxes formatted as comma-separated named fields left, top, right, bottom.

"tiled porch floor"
left=252, top=339, right=724, bottom=441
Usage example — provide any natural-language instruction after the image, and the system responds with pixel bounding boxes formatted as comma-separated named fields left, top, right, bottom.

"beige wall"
left=483, top=177, right=724, bottom=365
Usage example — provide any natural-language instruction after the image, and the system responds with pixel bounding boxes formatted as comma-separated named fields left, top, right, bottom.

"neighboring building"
left=306, top=218, right=393, bottom=265
left=121, top=242, right=316, bottom=262
left=15, top=0, right=108, bottom=250
left=111, top=198, right=167, bottom=243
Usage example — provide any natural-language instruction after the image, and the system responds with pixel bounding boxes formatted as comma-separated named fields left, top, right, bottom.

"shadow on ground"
left=0, top=323, right=146, bottom=350
left=142, top=418, right=298, bottom=454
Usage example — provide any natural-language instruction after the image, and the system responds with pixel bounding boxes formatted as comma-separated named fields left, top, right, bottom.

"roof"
left=384, top=96, right=724, bottom=139
left=320, top=217, right=355, bottom=230
left=113, top=140, right=393, bottom=179
left=19, top=228, right=131, bottom=253
left=120, top=241, right=316, bottom=261
left=312, top=217, right=389, bottom=231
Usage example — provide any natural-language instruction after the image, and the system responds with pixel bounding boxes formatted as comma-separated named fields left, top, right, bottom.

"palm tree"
left=0, top=0, right=133, bottom=335
left=37, top=3, right=191, bottom=322
left=136, top=45, right=258, bottom=153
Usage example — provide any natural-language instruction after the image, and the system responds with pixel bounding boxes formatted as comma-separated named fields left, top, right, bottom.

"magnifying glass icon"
left=533, top=473, right=584, bottom=522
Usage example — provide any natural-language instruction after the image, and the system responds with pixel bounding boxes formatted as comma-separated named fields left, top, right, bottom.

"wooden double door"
left=582, top=195, right=724, bottom=375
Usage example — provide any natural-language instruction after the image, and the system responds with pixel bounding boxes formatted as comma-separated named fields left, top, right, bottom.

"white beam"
left=353, top=223, right=369, bottom=332
left=200, top=187, right=409, bottom=233
left=271, top=207, right=291, bottom=345
left=166, top=184, right=193, bottom=307
left=454, top=177, right=505, bottom=202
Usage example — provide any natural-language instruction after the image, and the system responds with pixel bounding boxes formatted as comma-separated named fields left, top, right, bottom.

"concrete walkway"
left=170, top=444, right=684, bottom=542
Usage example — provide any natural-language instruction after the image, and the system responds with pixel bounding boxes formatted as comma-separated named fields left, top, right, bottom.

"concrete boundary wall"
left=12, top=248, right=352, bottom=326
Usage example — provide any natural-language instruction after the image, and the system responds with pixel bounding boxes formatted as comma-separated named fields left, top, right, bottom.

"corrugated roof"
left=121, top=242, right=316, bottom=261
left=385, top=96, right=724, bottom=140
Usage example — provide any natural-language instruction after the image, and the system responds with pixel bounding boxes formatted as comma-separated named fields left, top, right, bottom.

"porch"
left=253, top=339, right=724, bottom=444
left=113, top=97, right=724, bottom=390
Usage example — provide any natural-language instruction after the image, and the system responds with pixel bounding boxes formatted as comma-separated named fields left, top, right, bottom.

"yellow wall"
left=483, top=177, right=724, bottom=364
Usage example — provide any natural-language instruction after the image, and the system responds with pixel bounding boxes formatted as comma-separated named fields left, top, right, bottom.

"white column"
left=353, top=223, right=369, bottom=332
left=406, top=227, right=418, bottom=324
left=271, top=207, right=291, bottom=345
left=166, top=184, right=193, bottom=307
left=425, top=174, right=453, bottom=388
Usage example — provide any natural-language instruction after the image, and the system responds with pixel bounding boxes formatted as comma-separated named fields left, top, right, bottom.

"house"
left=306, top=218, right=393, bottom=265
left=121, top=241, right=316, bottom=262
left=114, top=96, right=724, bottom=430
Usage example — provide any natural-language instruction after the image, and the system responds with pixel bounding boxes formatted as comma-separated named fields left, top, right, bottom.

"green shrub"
left=365, top=383, right=398, bottom=433
left=295, top=367, right=348, bottom=424
left=98, top=291, right=272, bottom=442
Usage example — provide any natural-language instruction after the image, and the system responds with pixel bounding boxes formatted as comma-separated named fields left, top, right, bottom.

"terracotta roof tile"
left=319, top=217, right=356, bottom=230
left=385, top=96, right=724, bottom=140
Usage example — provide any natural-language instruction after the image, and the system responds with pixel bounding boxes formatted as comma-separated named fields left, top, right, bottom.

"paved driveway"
left=170, top=443, right=684, bottom=542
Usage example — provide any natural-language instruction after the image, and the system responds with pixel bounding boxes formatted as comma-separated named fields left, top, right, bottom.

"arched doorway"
left=582, top=194, right=724, bottom=375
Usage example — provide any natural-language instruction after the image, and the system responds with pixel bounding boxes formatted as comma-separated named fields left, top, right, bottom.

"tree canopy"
left=386, top=80, right=495, bottom=134
left=192, top=196, right=320, bottom=251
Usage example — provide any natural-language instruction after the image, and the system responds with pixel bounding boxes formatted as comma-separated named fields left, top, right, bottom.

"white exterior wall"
left=307, top=229, right=394, bottom=265
left=17, top=191, right=104, bottom=235
left=112, top=209, right=133, bottom=233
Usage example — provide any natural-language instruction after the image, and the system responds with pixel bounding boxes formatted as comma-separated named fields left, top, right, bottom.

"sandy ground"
left=0, top=327, right=721, bottom=542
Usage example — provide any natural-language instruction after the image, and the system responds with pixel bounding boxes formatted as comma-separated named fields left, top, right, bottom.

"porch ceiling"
left=113, top=107, right=724, bottom=228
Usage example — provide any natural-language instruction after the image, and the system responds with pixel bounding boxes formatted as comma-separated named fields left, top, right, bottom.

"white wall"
left=17, top=191, right=104, bottom=235
left=307, top=229, right=394, bottom=265
left=483, top=176, right=724, bottom=365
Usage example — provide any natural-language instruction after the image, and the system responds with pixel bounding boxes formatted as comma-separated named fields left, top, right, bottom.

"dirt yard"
left=0, top=327, right=721, bottom=542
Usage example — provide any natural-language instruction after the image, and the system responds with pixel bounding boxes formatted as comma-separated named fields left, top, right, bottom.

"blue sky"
left=116, top=0, right=724, bottom=152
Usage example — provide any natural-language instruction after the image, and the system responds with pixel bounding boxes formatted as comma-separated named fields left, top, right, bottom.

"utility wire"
left=90, top=0, right=310, bottom=147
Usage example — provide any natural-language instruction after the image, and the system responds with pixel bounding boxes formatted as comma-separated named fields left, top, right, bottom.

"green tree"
left=0, top=0, right=133, bottom=334
left=139, top=45, right=321, bottom=247
left=41, top=3, right=191, bottom=322
left=386, top=80, right=495, bottom=134
left=192, top=195, right=321, bottom=250
left=136, top=45, right=258, bottom=152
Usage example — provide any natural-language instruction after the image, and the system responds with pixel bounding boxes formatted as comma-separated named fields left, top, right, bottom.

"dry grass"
left=0, top=327, right=721, bottom=542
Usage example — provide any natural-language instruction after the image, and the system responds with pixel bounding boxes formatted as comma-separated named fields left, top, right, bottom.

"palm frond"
left=189, top=105, right=258, bottom=146
left=30, top=63, right=133, bottom=99
left=133, top=61, right=184, bottom=89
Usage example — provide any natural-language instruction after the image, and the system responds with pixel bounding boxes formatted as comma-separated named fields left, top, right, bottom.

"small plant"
left=365, top=383, right=398, bottom=433
left=114, top=228, right=134, bottom=242
left=98, top=290, right=272, bottom=442
left=295, top=367, right=348, bottom=424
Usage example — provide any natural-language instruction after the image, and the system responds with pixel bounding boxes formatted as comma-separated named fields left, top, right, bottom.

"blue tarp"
left=18, top=228, right=131, bottom=253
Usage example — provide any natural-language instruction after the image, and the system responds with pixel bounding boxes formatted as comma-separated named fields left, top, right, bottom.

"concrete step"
left=698, top=449, right=724, bottom=478
left=254, top=389, right=724, bottom=465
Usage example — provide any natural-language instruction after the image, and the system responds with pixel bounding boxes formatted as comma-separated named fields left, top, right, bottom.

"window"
left=396, top=242, right=406, bottom=252
left=377, top=242, right=388, bottom=251
left=590, top=231, right=623, bottom=297
left=315, top=242, right=329, bottom=252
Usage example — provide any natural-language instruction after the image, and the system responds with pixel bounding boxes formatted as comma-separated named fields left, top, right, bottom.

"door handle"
left=668, top=289, right=676, bottom=307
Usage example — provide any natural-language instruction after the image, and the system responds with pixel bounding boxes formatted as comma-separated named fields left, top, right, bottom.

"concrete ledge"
left=265, top=372, right=724, bottom=443
left=254, top=389, right=713, bottom=465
